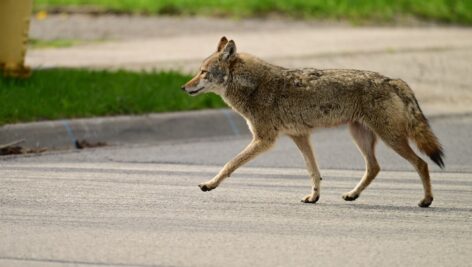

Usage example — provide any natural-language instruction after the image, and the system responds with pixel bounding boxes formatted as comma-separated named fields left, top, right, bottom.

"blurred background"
left=1, top=0, right=471, bottom=149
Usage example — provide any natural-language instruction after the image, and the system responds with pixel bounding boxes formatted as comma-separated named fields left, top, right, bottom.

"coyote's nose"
left=181, top=85, right=186, bottom=91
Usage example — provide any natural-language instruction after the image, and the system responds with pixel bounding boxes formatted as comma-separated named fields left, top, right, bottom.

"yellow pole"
left=0, top=0, right=33, bottom=77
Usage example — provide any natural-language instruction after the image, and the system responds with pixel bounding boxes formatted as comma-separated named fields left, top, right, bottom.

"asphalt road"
left=1, top=115, right=471, bottom=267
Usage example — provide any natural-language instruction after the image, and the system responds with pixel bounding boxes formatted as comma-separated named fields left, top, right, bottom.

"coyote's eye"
left=201, top=70, right=209, bottom=79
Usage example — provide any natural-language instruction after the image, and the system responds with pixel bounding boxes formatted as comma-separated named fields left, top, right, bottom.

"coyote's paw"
left=418, top=196, right=433, bottom=208
left=301, top=194, right=320, bottom=204
left=198, top=181, right=217, bottom=192
left=342, top=191, right=359, bottom=201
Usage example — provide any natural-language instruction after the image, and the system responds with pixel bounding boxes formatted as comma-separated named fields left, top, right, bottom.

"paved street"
left=1, top=115, right=471, bottom=267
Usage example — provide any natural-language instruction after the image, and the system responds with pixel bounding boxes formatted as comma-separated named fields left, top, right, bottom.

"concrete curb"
left=0, top=109, right=249, bottom=149
left=1, top=108, right=470, bottom=151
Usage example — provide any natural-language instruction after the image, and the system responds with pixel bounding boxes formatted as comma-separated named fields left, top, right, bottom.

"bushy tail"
left=390, top=79, right=445, bottom=168
left=410, top=118, right=445, bottom=168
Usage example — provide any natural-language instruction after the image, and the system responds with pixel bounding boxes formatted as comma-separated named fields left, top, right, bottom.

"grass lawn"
left=28, top=39, right=88, bottom=49
left=0, top=69, right=225, bottom=125
left=35, top=0, right=472, bottom=25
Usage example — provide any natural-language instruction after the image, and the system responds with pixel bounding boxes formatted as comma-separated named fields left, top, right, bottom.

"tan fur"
left=182, top=37, right=444, bottom=208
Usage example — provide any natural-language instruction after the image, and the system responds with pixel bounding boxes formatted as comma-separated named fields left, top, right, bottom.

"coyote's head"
left=181, top=36, right=237, bottom=96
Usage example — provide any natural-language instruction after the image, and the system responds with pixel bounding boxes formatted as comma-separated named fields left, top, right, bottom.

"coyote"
left=181, top=37, right=444, bottom=207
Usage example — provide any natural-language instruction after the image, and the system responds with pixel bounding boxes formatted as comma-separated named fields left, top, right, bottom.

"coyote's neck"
left=222, top=56, right=283, bottom=116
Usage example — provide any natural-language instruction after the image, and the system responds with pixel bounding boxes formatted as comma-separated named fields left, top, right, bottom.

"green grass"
left=28, top=39, right=105, bottom=49
left=29, top=39, right=86, bottom=49
left=0, top=69, right=226, bottom=125
left=34, top=0, right=472, bottom=25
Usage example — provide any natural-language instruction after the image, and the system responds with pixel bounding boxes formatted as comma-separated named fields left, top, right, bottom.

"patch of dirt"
left=75, top=139, right=107, bottom=149
left=0, top=140, right=47, bottom=156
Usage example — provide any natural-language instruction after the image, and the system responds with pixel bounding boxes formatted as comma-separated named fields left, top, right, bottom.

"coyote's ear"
left=217, top=36, right=228, bottom=52
left=220, top=40, right=236, bottom=61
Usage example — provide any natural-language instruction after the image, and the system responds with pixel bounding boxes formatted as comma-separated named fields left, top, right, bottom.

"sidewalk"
left=27, top=16, right=472, bottom=116
left=5, top=16, right=471, bottom=150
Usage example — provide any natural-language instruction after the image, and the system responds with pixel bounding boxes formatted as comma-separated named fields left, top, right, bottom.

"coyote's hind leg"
left=343, top=122, right=380, bottom=201
left=379, top=135, right=433, bottom=208
left=290, top=135, right=322, bottom=203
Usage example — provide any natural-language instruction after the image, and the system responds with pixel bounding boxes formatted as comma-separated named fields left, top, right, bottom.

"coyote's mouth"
left=188, top=87, right=205, bottom=95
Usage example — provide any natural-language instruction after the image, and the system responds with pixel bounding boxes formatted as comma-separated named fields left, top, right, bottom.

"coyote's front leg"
left=290, top=135, right=322, bottom=203
left=199, top=137, right=275, bottom=191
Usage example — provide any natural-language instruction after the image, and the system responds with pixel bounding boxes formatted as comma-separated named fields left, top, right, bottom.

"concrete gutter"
left=0, top=109, right=249, bottom=149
